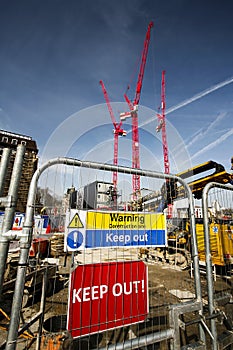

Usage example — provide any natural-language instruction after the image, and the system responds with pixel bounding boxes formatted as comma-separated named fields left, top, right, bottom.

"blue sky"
left=0, top=0, right=233, bottom=179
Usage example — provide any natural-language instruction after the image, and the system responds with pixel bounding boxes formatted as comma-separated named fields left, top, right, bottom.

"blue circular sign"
left=67, top=230, right=83, bottom=249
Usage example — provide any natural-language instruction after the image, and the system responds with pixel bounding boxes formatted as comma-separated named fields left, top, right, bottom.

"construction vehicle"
left=176, top=160, right=232, bottom=199
left=138, top=159, right=233, bottom=271
left=196, top=218, right=233, bottom=268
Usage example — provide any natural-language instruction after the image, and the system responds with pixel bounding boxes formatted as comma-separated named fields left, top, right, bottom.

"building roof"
left=0, top=129, right=38, bottom=153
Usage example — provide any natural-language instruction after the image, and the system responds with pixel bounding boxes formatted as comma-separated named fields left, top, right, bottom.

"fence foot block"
left=218, top=331, right=233, bottom=350
left=181, top=340, right=206, bottom=349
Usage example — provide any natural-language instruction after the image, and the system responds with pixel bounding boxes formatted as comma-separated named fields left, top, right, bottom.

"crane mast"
left=99, top=80, right=127, bottom=193
left=156, top=70, right=173, bottom=218
left=120, top=21, right=154, bottom=200
left=156, top=70, right=170, bottom=174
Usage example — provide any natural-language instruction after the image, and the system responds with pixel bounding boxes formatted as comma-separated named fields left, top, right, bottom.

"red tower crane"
left=156, top=70, right=170, bottom=174
left=156, top=70, right=173, bottom=218
left=99, top=80, right=127, bottom=192
left=120, top=21, right=154, bottom=199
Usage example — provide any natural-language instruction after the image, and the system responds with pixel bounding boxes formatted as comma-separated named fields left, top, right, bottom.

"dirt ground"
left=0, top=248, right=233, bottom=349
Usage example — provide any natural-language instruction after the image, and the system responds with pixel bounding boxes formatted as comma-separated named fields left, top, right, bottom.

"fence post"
left=0, top=144, right=25, bottom=298
left=0, top=147, right=12, bottom=195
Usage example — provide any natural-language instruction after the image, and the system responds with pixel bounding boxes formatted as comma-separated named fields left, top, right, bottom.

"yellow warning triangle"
left=68, top=213, right=84, bottom=228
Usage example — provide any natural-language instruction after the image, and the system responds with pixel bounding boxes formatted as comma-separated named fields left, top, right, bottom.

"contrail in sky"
left=139, top=76, right=233, bottom=127
left=186, top=111, right=227, bottom=148
left=192, top=128, right=233, bottom=160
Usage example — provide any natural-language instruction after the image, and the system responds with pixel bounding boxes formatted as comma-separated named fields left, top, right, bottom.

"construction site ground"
left=0, top=248, right=232, bottom=349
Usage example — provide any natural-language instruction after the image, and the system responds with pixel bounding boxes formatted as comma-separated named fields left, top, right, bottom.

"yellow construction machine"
left=139, top=160, right=233, bottom=271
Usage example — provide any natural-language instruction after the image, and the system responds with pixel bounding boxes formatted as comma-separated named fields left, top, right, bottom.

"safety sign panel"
left=68, top=213, right=84, bottom=228
left=66, top=210, right=87, bottom=250
left=12, top=213, right=25, bottom=230
left=67, top=260, right=148, bottom=338
left=65, top=210, right=167, bottom=250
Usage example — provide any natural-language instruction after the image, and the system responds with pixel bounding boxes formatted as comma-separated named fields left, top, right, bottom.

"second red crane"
left=99, top=80, right=127, bottom=194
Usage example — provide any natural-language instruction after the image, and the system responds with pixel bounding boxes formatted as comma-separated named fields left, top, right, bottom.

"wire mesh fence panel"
left=1, top=159, right=212, bottom=350
left=201, top=183, right=233, bottom=349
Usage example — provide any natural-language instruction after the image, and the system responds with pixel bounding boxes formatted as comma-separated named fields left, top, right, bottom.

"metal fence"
left=0, top=153, right=232, bottom=349
left=202, top=182, right=233, bottom=350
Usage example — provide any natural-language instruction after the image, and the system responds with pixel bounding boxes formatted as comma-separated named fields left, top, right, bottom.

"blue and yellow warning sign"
left=65, top=210, right=167, bottom=250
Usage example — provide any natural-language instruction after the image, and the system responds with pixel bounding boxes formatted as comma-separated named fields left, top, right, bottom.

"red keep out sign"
left=67, top=260, right=148, bottom=338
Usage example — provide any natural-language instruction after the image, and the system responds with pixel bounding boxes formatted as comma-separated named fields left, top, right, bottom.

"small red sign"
left=67, top=260, right=148, bottom=338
